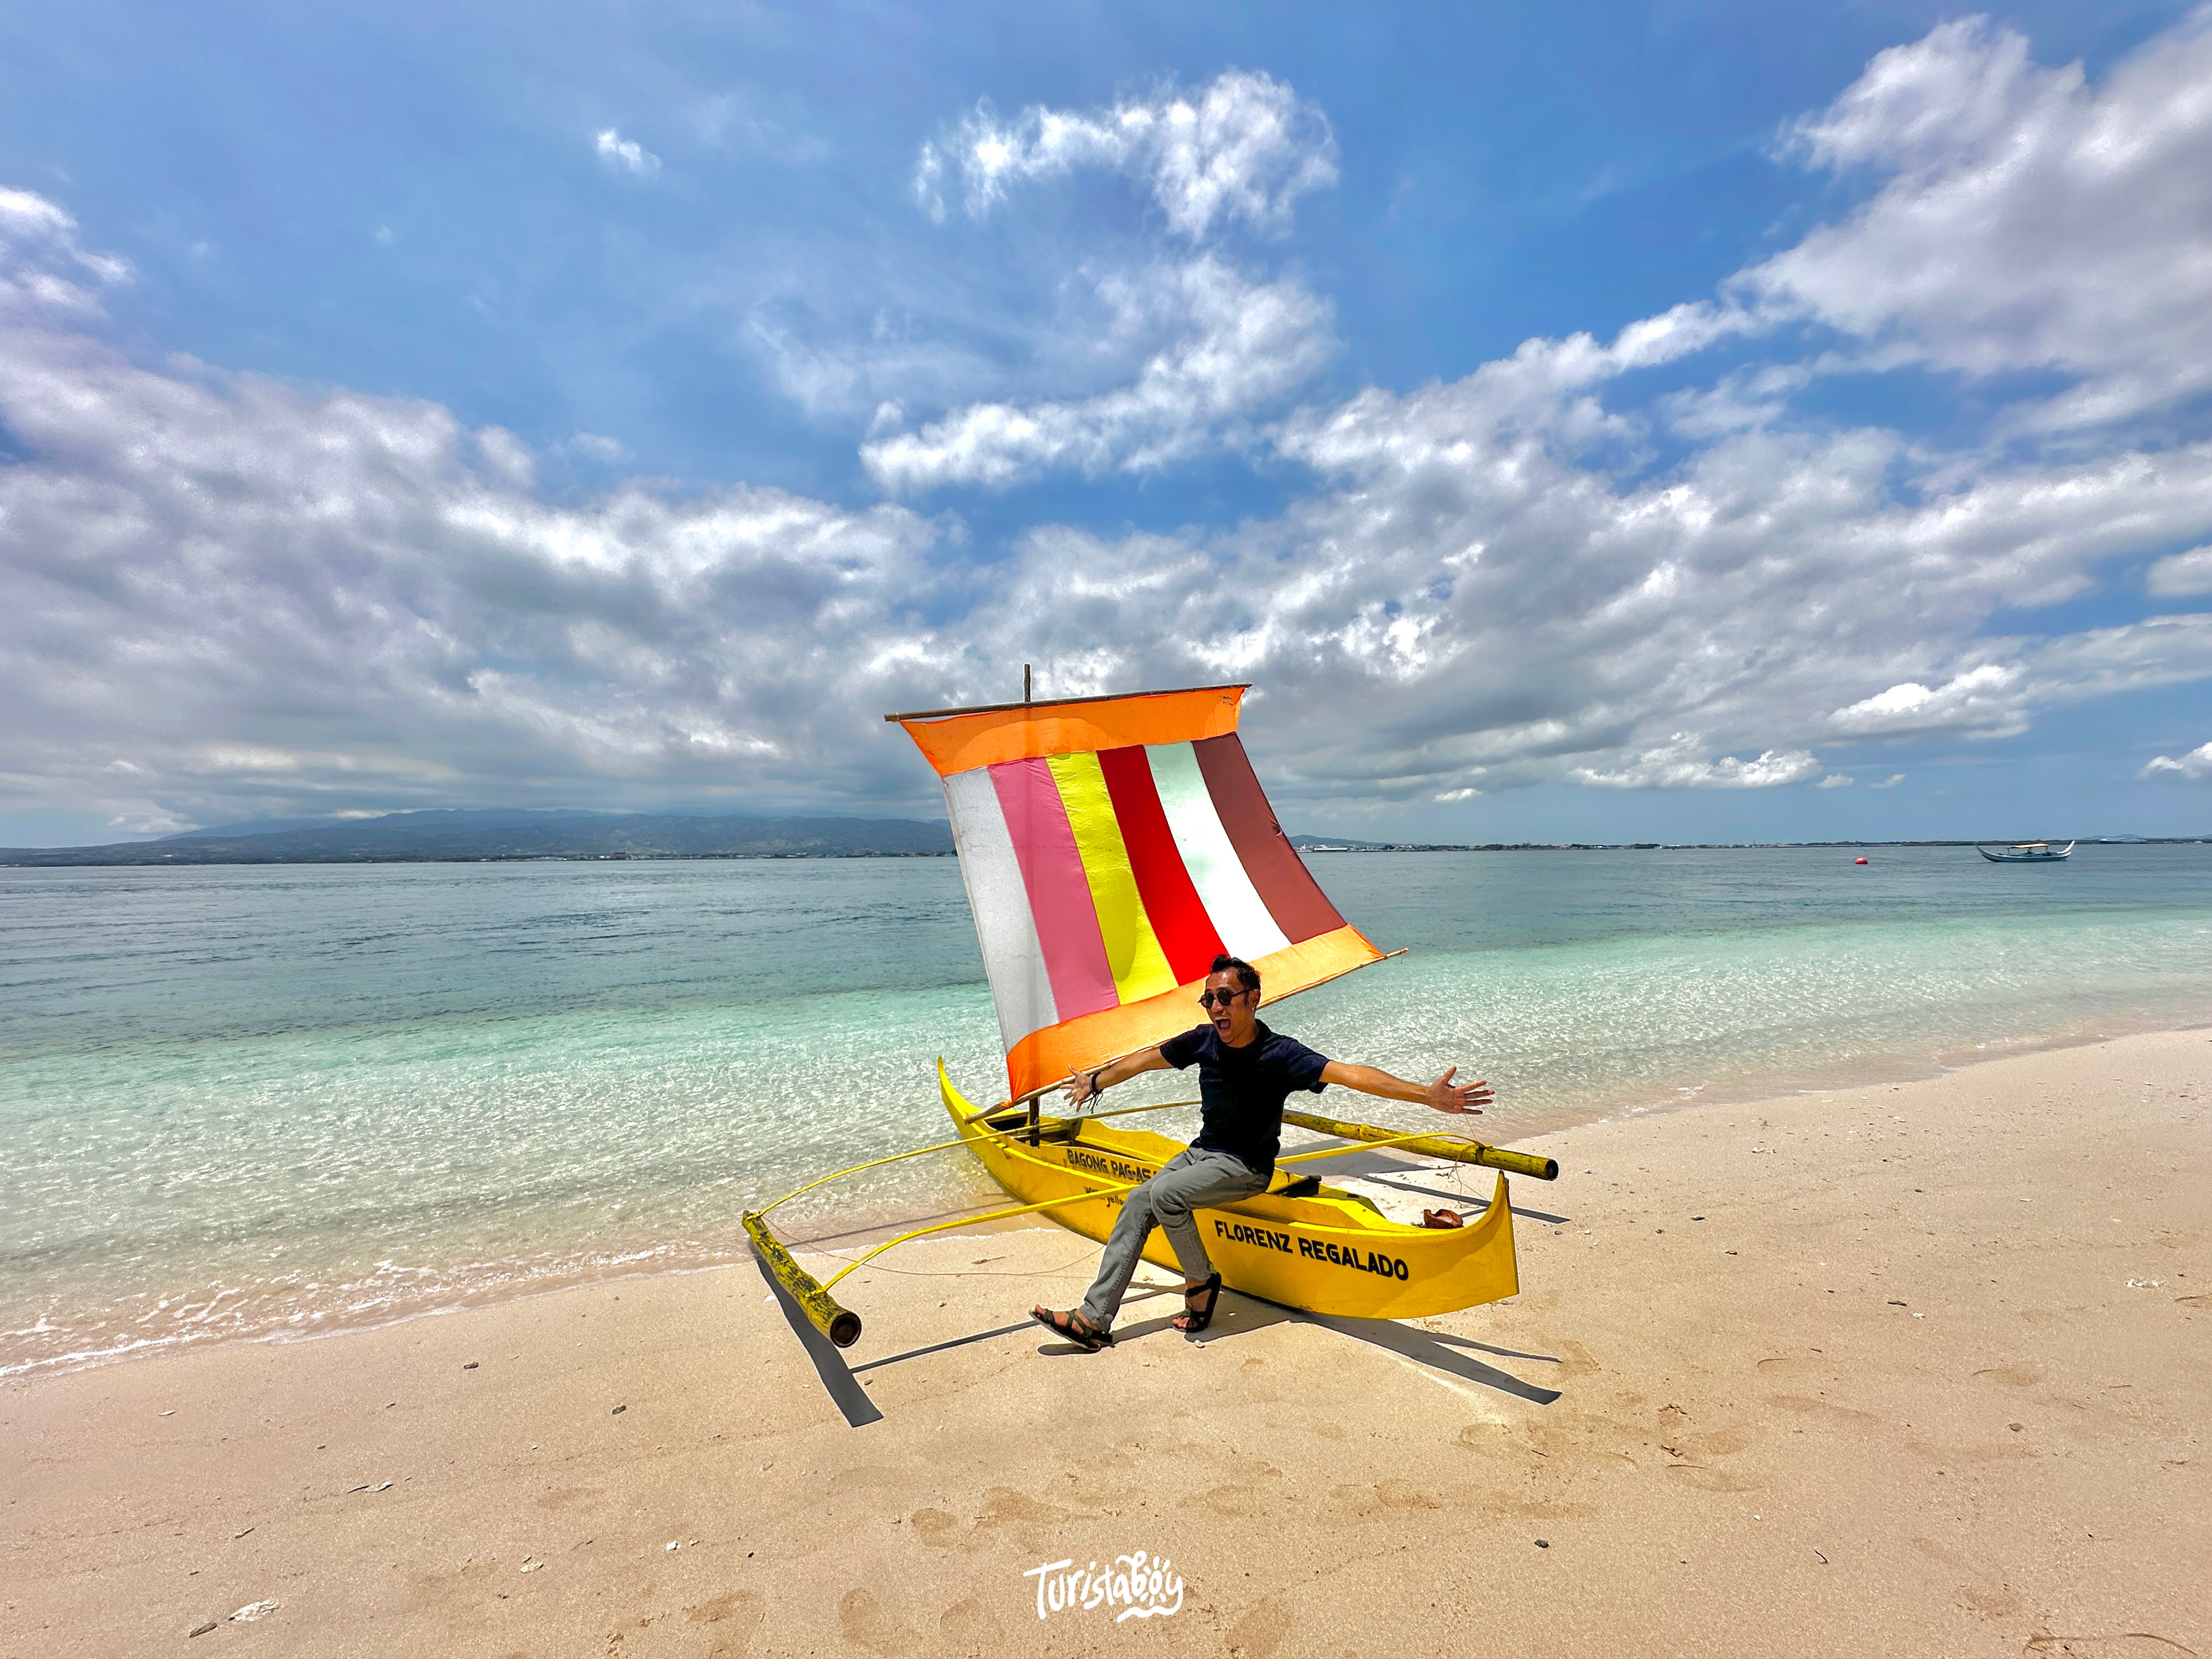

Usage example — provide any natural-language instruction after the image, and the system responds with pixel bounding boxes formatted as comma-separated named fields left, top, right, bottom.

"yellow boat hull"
left=941, top=1062, right=1518, bottom=1321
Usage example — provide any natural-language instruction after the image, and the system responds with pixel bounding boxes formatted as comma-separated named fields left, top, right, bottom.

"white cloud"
left=564, top=432, right=631, bottom=464
left=2142, top=740, right=2212, bottom=781
left=105, top=807, right=191, bottom=835
left=862, top=257, right=1334, bottom=491
left=1869, top=774, right=1906, bottom=790
left=595, top=128, right=661, bottom=177
left=1741, top=13, right=2212, bottom=434
left=204, top=744, right=301, bottom=773
left=1817, top=773, right=1854, bottom=789
left=1569, top=741, right=1823, bottom=791
left=739, top=274, right=1088, bottom=429
left=917, top=70, right=1337, bottom=241
left=911, top=142, right=947, bottom=223
left=1219, top=356, right=2212, bottom=798
left=2019, top=612, right=2212, bottom=706
left=2148, top=544, right=2212, bottom=597
left=0, top=186, right=129, bottom=319
left=873, top=72, right=1347, bottom=490
left=1828, top=664, right=2025, bottom=738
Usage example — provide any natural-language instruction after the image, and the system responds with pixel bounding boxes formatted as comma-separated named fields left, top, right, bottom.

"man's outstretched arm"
left=1063, top=1047, right=1172, bottom=1107
left=1319, top=1061, right=1492, bottom=1115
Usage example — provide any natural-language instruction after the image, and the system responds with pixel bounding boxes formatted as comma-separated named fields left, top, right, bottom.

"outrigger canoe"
left=1976, top=841, right=2074, bottom=862
left=743, top=680, right=1561, bottom=1351
left=940, top=1063, right=1536, bottom=1322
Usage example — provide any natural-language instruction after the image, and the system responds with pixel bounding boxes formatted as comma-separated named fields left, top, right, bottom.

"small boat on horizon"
left=1977, top=841, right=2074, bottom=862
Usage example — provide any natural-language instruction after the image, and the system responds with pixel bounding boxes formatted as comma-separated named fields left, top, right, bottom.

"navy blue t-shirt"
left=1158, top=1019, right=1331, bottom=1177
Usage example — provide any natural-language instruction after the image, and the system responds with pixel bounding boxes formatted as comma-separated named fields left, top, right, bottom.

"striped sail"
left=894, top=685, right=1384, bottom=1103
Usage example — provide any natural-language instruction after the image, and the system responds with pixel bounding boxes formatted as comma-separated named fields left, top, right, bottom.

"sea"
left=4, top=843, right=2209, bottom=1377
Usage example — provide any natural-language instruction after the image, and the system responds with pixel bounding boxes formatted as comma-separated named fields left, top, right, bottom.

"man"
left=1030, top=953, right=1494, bottom=1350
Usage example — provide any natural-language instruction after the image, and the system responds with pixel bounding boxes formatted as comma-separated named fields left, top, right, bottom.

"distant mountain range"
left=1, top=808, right=954, bottom=866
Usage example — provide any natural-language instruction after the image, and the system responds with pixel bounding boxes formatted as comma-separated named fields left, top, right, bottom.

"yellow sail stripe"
left=1046, top=750, right=1179, bottom=1005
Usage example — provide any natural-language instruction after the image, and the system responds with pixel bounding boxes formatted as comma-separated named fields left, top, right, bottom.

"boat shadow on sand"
left=762, top=1229, right=1567, bottom=1431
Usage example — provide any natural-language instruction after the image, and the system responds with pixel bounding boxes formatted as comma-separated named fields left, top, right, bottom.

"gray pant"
left=1079, top=1146, right=1267, bottom=1329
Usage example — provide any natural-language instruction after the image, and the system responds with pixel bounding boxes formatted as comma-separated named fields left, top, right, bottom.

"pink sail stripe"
left=989, top=757, right=1119, bottom=1020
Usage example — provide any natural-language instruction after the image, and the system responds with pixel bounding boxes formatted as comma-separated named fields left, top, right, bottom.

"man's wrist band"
left=1088, top=1069, right=1104, bottom=1094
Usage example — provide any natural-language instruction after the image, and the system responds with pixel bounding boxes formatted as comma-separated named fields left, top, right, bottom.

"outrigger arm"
left=1279, top=1108, right=1559, bottom=1181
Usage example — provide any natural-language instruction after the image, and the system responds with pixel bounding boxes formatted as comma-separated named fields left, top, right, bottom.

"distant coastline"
left=6, top=811, right=2202, bottom=868
left=1290, top=835, right=2209, bottom=853
left=0, top=807, right=954, bottom=867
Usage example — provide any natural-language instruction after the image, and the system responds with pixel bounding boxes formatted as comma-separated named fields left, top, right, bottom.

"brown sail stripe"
left=1190, top=734, right=1345, bottom=946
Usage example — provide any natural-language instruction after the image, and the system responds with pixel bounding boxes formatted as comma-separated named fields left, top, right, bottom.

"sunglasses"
left=1197, top=987, right=1254, bottom=1009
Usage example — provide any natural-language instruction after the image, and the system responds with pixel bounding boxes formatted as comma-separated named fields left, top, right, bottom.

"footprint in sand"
left=1224, top=1599, right=1293, bottom=1659
left=838, top=1587, right=924, bottom=1658
left=684, top=1589, right=764, bottom=1649
left=937, top=1597, right=1004, bottom=1645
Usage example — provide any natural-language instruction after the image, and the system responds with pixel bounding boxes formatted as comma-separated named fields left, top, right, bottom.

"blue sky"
left=3, top=1, right=2210, bottom=844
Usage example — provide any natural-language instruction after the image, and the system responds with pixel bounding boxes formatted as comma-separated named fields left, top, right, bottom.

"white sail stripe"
left=1146, top=742, right=1292, bottom=961
left=943, top=769, right=1058, bottom=1052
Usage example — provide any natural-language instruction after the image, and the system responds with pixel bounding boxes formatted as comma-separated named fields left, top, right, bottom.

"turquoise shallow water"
left=4, top=845, right=2209, bottom=1374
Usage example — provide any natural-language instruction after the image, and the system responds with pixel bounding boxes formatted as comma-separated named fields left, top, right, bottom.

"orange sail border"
left=894, top=684, right=1247, bottom=778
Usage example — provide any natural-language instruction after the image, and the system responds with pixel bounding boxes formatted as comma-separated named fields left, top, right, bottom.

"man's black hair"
left=1209, top=953, right=1260, bottom=994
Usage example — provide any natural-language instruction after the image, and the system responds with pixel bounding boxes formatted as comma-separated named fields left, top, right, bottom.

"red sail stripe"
left=1190, top=734, right=1346, bottom=945
left=1096, top=745, right=1227, bottom=984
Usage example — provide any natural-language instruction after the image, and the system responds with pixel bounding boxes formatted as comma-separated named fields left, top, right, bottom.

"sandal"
left=1030, top=1305, right=1113, bottom=1351
left=1172, top=1272, right=1222, bottom=1334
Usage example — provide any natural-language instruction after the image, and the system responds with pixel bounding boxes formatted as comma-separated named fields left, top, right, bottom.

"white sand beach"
left=7, top=1028, right=2206, bottom=1657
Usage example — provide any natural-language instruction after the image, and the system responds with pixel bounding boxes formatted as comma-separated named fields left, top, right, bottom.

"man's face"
left=1201, top=972, right=1258, bottom=1040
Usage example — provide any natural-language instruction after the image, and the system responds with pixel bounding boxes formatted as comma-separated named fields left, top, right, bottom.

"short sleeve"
left=1268, top=1035, right=1330, bottom=1093
left=1158, top=1026, right=1211, bottom=1070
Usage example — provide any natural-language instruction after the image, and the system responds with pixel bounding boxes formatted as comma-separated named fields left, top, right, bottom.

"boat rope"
left=817, top=1180, right=1150, bottom=1292
left=792, top=1243, right=1107, bottom=1283
left=754, top=1135, right=975, bottom=1219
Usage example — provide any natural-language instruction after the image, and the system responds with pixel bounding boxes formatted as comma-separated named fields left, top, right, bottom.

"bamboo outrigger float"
left=743, top=681, right=1560, bottom=1351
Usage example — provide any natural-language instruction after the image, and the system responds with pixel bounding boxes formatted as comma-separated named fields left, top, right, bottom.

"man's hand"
left=1321, top=1059, right=1493, bottom=1113
left=1059, top=1046, right=1172, bottom=1109
left=1426, top=1066, right=1492, bottom=1115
